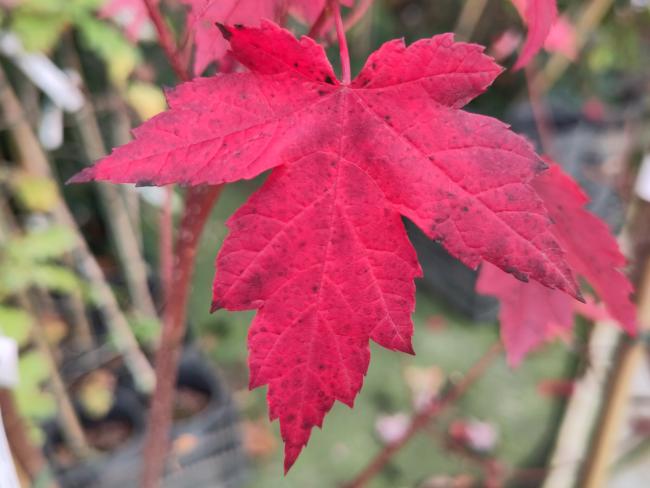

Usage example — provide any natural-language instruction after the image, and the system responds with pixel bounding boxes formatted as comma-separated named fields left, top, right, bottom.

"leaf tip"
left=66, top=169, right=94, bottom=185
left=215, top=22, right=232, bottom=41
left=574, top=288, right=586, bottom=304
left=283, top=445, right=301, bottom=474
left=209, top=299, right=223, bottom=313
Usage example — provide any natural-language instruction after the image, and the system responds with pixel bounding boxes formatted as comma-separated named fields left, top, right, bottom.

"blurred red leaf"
left=544, top=15, right=577, bottom=60
left=510, top=0, right=558, bottom=69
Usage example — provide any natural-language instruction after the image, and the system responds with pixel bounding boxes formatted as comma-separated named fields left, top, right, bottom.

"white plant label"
left=0, top=411, right=20, bottom=488
left=0, top=337, right=18, bottom=389
left=635, top=153, right=650, bottom=203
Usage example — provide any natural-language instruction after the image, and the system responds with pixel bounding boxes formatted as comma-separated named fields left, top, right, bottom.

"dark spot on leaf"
left=461, top=206, right=468, bottom=212
left=324, top=75, right=334, bottom=85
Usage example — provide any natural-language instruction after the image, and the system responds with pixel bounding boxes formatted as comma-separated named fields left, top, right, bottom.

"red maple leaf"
left=478, top=162, right=636, bottom=365
left=70, top=22, right=580, bottom=469
left=510, top=0, right=558, bottom=69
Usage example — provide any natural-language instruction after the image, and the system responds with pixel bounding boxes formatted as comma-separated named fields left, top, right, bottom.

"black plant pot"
left=43, top=348, right=246, bottom=488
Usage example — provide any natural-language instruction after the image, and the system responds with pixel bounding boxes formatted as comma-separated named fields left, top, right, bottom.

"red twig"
left=142, top=0, right=189, bottom=82
left=330, top=0, right=351, bottom=84
left=343, top=0, right=374, bottom=32
left=138, top=2, right=225, bottom=487
left=159, top=186, right=174, bottom=310
left=307, top=4, right=331, bottom=39
left=319, top=0, right=374, bottom=47
left=343, top=342, right=503, bottom=488
left=141, top=185, right=223, bottom=487
left=525, top=63, right=554, bottom=156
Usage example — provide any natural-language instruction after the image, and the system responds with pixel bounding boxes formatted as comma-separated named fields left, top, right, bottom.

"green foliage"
left=130, top=315, right=161, bottom=347
left=0, top=225, right=83, bottom=298
left=14, top=349, right=57, bottom=444
left=8, top=0, right=140, bottom=85
left=77, top=16, right=140, bottom=86
left=6, top=225, right=76, bottom=261
left=11, top=174, right=60, bottom=213
left=0, top=305, right=31, bottom=346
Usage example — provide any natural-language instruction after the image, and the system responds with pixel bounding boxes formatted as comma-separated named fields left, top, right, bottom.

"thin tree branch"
left=343, top=342, right=503, bottom=488
left=330, top=0, right=351, bottom=84
left=343, top=0, right=374, bottom=33
left=307, top=4, right=331, bottom=39
left=140, top=185, right=222, bottom=488
left=22, top=295, right=91, bottom=459
left=0, top=389, right=57, bottom=486
left=454, top=0, right=490, bottom=41
left=74, top=102, right=159, bottom=321
left=525, top=62, right=555, bottom=157
left=135, top=1, right=230, bottom=485
left=532, top=0, right=615, bottom=93
left=160, top=186, right=174, bottom=315
left=0, top=201, right=90, bottom=460
left=142, top=0, right=189, bottom=82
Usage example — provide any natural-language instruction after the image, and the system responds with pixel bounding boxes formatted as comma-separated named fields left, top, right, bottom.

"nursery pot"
left=43, top=348, right=246, bottom=488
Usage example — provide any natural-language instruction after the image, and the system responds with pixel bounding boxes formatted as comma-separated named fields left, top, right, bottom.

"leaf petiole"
left=329, top=0, right=351, bottom=84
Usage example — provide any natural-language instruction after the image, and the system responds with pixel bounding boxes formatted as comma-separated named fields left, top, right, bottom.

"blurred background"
left=0, top=0, right=649, bottom=487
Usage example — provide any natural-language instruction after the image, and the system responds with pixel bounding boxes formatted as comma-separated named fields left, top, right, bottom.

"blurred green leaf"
left=17, top=350, right=49, bottom=385
left=28, top=264, right=81, bottom=294
left=0, top=263, right=81, bottom=296
left=0, top=305, right=32, bottom=346
left=6, top=226, right=76, bottom=262
left=11, top=174, right=59, bottom=212
left=77, top=370, right=115, bottom=418
left=12, top=13, right=68, bottom=52
left=77, top=16, right=140, bottom=86
left=130, top=315, right=161, bottom=347
left=127, top=81, right=167, bottom=120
